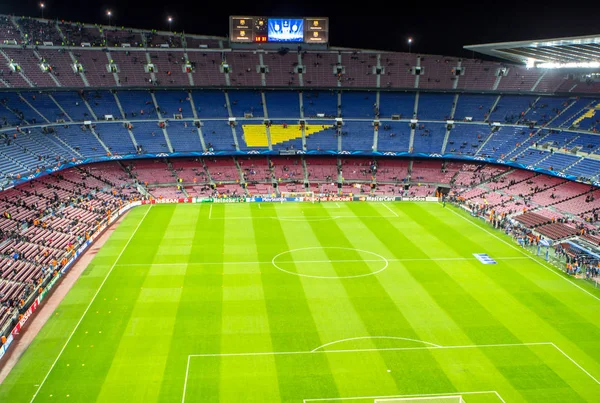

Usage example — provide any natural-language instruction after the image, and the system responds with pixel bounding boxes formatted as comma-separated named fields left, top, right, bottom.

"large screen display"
left=267, top=19, right=304, bottom=42
left=230, top=16, right=328, bottom=44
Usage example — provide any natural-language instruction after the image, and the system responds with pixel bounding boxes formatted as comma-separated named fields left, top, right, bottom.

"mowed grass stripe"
left=1, top=203, right=599, bottom=403
left=34, top=205, right=169, bottom=402
left=96, top=205, right=194, bottom=402
left=0, top=207, right=151, bottom=402
left=408, top=204, right=600, bottom=360
left=274, top=204, right=407, bottom=397
left=151, top=204, right=225, bottom=402
left=303, top=204, right=458, bottom=395
left=344, top=203, right=534, bottom=397
left=218, top=203, right=281, bottom=402
left=395, top=204, right=588, bottom=402
left=249, top=203, right=341, bottom=402
left=273, top=205, right=388, bottom=345
left=445, top=204, right=600, bottom=299
left=156, top=204, right=226, bottom=402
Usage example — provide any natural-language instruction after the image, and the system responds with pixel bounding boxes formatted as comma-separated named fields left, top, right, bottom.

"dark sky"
left=3, top=0, right=599, bottom=58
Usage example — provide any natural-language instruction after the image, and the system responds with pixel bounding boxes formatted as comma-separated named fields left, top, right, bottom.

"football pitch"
left=1, top=202, right=600, bottom=403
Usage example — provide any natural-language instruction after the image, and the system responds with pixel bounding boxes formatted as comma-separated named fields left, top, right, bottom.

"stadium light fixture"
left=107, top=10, right=112, bottom=27
left=537, top=61, right=600, bottom=69
left=40, top=2, right=45, bottom=19
left=525, top=58, right=535, bottom=69
left=168, top=16, right=173, bottom=32
left=408, top=37, right=413, bottom=54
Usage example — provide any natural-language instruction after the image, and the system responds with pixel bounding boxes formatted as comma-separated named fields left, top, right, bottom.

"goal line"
left=303, top=390, right=505, bottom=403
left=375, top=396, right=465, bottom=402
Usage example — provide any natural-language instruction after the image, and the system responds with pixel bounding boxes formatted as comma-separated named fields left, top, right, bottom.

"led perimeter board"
left=230, top=16, right=328, bottom=44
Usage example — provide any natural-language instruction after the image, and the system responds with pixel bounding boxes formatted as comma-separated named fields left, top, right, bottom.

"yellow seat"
left=242, top=124, right=329, bottom=147
left=573, top=102, right=600, bottom=127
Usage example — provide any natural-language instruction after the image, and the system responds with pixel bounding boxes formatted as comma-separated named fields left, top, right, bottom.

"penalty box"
left=181, top=342, right=600, bottom=402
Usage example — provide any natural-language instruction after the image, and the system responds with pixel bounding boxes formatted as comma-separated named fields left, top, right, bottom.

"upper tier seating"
left=0, top=87, right=597, bottom=188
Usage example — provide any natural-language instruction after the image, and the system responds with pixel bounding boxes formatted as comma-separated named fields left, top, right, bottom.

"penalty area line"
left=30, top=206, right=153, bottom=403
left=303, top=390, right=503, bottom=402
left=188, top=341, right=552, bottom=358
left=550, top=342, right=600, bottom=385
left=381, top=203, right=399, bottom=217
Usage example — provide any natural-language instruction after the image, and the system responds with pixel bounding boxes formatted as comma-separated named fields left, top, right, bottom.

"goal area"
left=375, top=396, right=465, bottom=403
left=280, top=191, right=315, bottom=202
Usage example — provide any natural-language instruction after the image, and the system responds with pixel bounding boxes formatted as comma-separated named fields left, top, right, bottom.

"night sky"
left=3, top=0, right=599, bottom=59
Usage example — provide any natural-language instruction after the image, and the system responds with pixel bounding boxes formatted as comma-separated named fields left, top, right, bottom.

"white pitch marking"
left=117, top=256, right=529, bottom=267
left=335, top=202, right=341, bottom=208
left=494, top=391, right=507, bottom=403
left=311, top=336, right=441, bottom=352
left=381, top=203, right=399, bottom=217
left=181, top=355, right=191, bottom=403
left=447, top=206, right=600, bottom=302
left=29, top=206, right=153, bottom=403
left=184, top=343, right=585, bottom=403
left=271, top=247, right=389, bottom=279
left=303, top=390, right=502, bottom=402
left=258, top=204, right=261, bottom=209
left=208, top=204, right=212, bottom=219
left=550, top=342, right=600, bottom=385
left=205, top=215, right=396, bottom=220
left=188, top=341, right=552, bottom=358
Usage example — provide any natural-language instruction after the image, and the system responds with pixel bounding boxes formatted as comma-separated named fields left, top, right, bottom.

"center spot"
left=271, top=247, right=389, bottom=279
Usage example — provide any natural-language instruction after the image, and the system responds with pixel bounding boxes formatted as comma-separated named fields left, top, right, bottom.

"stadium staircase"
left=474, top=128, right=496, bottom=156
left=558, top=99, right=597, bottom=128
left=372, top=125, right=379, bottom=152
left=56, top=22, right=91, bottom=87
left=233, top=157, right=248, bottom=194
left=125, top=124, right=139, bottom=150
left=182, top=51, right=195, bottom=86
left=18, top=94, right=50, bottom=124
left=266, top=156, right=277, bottom=187
left=49, top=131, right=83, bottom=158
left=524, top=96, right=541, bottom=117
left=48, top=93, right=72, bottom=121
left=144, top=52, right=158, bottom=84
left=506, top=129, right=552, bottom=161
left=0, top=49, right=34, bottom=88
left=560, top=156, right=584, bottom=174
left=530, top=70, right=548, bottom=91
left=33, top=49, right=62, bottom=87
left=105, top=50, right=121, bottom=86
left=301, top=156, right=309, bottom=184
left=224, top=92, right=241, bottom=151
left=152, top=92, right=174, bottom=153
left=81, top=94, right=98, bottom=120
left=200, top=158, right=214, bottom=184
left=89, top=125, right=111, bottom=155
left=1, top=102, right=25, bottom=124
left=112, top=92, right=126, bottom=120
left=485, top=96, right=502, bottom=122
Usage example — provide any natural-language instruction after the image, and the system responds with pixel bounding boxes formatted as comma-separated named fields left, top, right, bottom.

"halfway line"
left=117, top=256, right=528, bottom=267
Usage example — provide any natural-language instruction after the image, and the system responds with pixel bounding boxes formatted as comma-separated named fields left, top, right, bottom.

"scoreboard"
left=230, top=16, right=328, bottom=44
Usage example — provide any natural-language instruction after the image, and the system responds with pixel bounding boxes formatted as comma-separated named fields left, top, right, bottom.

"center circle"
left=271, top=247, right=389, bottom=279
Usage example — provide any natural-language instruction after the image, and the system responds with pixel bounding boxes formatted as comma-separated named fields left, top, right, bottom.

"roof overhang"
left=464, top=34, right=600, bottom=68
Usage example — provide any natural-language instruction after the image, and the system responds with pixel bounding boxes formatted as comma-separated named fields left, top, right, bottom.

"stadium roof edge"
left=464, top=34, right=600, bottom=65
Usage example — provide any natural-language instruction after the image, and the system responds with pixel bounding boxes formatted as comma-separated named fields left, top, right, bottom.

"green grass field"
left=1, top=202, right=600, bottom=403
